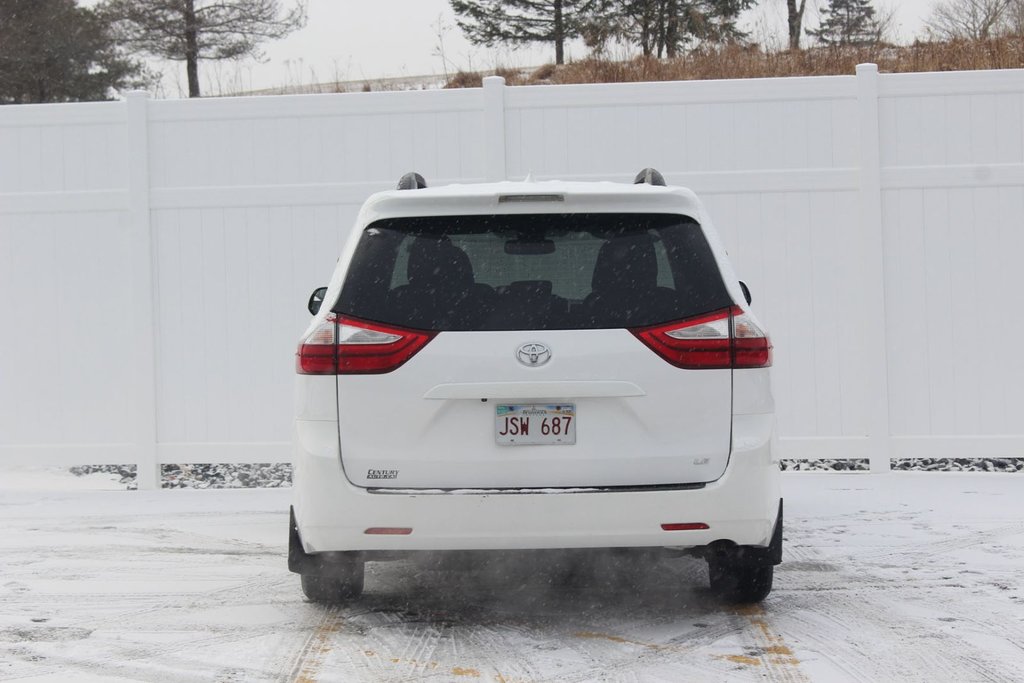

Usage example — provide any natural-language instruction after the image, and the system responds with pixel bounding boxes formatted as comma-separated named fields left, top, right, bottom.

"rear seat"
left=486, top=280, right=570, bottom=329
left=580, top=233, right=680, bottom=327
left=387, top=237, right=496, bottom=329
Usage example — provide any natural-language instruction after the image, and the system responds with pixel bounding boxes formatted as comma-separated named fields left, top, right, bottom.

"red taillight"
left=630, top=306, right=772, bottom=370
left=296, top=315, right=436, bottom=375
left=732, top=311, right=773, bottom=369
left=364, top=527, right=413, bottom=535
left=295, top=317, right=338, bottom=375
left=661, top=522, right=710, bottom=531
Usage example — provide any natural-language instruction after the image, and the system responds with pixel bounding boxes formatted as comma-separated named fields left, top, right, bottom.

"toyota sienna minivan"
left=289, top=169, right=782, bottom=604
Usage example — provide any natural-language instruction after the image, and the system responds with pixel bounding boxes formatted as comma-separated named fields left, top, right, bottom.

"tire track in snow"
left=877, top=522, right=1024, bottom=560
left=773, top=521, right=1024, bottom=683
left=538, top=558, right=807, bottom=682
left=359, top=611, right=450, bottom=681
left=0, top=569, right=296, bottom=647
left=284, top=605, right=341, bottom=683
left=826, top=521, right=1024, bottom=565
left=2, top=622, right=308, bottom=683
left=551, top=600, right=801, bottom=683
left=778, top=587, right=1022, bottom=683
left=399, top=613, right=453, bottom=678
left=1, top=546, right=302, bottom=682
left=349, top=597, right=556, bottom=682
left=277, top=564, right=754, bottom=683
left=279, top=605, right=511, bottom=683
left=556, top=628, right=730, bottom=683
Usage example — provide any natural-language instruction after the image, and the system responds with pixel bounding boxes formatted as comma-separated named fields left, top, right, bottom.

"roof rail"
left=397, top=172, right=428, bottom=190
left=633, top=168, right=666, bottom=186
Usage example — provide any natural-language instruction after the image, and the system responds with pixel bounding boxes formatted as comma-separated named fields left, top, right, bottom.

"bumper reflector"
left=364, top=527, right=413, bottom=535
left=661, top=523, right=710, bottom=531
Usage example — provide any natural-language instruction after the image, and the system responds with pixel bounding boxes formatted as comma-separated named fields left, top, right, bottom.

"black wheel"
left=299, top=557, right=364, bottom=604
left=708, top=553, right=773, bottom=604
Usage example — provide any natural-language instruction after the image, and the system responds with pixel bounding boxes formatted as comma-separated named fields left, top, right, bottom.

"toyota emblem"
left=516, top=342, right=551, bottom=367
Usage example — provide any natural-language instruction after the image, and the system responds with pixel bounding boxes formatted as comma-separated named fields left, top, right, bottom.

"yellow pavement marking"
left=574, top=630, right=668, bottom=651
left=727, top=605, right=808, bottom=682
left=291, top=610, right=342, bottom=683
left=720, top=654, right=764, bottom=666
left=451, top=666, right=482, bottom=677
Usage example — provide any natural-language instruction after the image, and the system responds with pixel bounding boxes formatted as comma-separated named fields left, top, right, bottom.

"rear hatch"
left=327, top=213, right=736, bottom=489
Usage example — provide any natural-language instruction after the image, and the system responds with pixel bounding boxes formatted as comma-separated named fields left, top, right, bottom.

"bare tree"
left=787, top=0, right=808, bottom=49
left=1004, top=0, right=1024, bottom=34
left=926, top=0, right=1014, bottom=40
left=106, top=0, right=306, bottom=97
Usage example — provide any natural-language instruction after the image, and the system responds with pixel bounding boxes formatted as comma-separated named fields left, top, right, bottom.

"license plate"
left=495, top=404, right=576, bottom=446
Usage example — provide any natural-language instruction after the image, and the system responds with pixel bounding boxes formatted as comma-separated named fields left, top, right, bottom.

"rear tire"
left=707, top=553, right=773, bottom=604
left=300, top=569, right=364, bottom=603
left=299, top=552, right=364, bottom=606
left=299, top=557, right=366, bottom=606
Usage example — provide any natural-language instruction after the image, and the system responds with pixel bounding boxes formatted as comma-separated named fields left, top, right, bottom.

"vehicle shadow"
left=352, top=549, right=722, bottom=624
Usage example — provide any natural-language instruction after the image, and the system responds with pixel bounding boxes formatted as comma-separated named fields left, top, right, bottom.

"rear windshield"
left=334, top=213, right=732, bottom=331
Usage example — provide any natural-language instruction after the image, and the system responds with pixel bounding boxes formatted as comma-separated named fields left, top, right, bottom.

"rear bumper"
left=291, top=415, right=780, bottom=553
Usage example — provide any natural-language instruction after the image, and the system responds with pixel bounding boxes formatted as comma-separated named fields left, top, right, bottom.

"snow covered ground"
left=1, top=469, right=1022, bottom=682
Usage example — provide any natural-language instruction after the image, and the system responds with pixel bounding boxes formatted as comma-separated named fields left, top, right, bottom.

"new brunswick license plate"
left=495, top=404, right=576, bottom=446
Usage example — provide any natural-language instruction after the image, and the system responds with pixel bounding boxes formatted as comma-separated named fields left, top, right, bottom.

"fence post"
left=126, top=91, right=160, bottom=490
left=483, top=76, right=507, bottom=181
left=855, top=64, right=892, bottom=474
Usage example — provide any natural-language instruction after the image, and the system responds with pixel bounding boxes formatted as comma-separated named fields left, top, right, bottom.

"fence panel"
left=878, top=70, right=1024, bottom=461
left=2, top=66, right=1024, bottom=482
left=0, top=104, right=135, bottom=467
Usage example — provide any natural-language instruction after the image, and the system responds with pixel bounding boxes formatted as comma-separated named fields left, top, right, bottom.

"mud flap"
left=289, top=506, right=363, bottom=576
left=288, top=506, right=312, bottom=574
left=709, top=498, right=782, bottom=567
left=768, top=499, right=783, bottom=565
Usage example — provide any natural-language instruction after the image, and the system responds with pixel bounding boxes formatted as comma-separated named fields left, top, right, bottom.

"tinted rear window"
left=334, top=213, right=731, bottom=331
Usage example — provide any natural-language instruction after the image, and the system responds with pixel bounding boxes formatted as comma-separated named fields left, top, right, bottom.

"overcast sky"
left=143, top=0, right=943, bottom=97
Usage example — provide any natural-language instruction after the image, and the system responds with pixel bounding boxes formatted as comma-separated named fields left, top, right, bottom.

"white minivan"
left=290, top=170, right=782, bottom=604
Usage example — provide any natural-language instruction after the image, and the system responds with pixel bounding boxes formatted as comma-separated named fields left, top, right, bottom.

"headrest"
left=407, top=237, right=474, bottom=288
left=591, top=233, right=659, bottom=292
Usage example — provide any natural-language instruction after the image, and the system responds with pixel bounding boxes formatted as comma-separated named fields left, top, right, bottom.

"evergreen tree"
left=610, top=0, right=755, bottom=58
left=807, top=0, right=881, bottom=46
left=450, top=0, right=611, bottom=65
left=0, top=0, right=148, bottom=104
left=105, top=0, right=306, bottom=97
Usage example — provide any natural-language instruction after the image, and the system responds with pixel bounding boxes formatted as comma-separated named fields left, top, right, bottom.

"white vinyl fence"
left=2, top=64, right=1023, bottom=487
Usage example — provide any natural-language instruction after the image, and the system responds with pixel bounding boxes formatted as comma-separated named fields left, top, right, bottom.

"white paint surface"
left=1, top=470, right=1022, bottom=681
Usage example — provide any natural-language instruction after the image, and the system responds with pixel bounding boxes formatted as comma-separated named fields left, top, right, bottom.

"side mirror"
left=739, top=281, right=752, bottom=305
left=307, top=287, right=328, bottom=316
